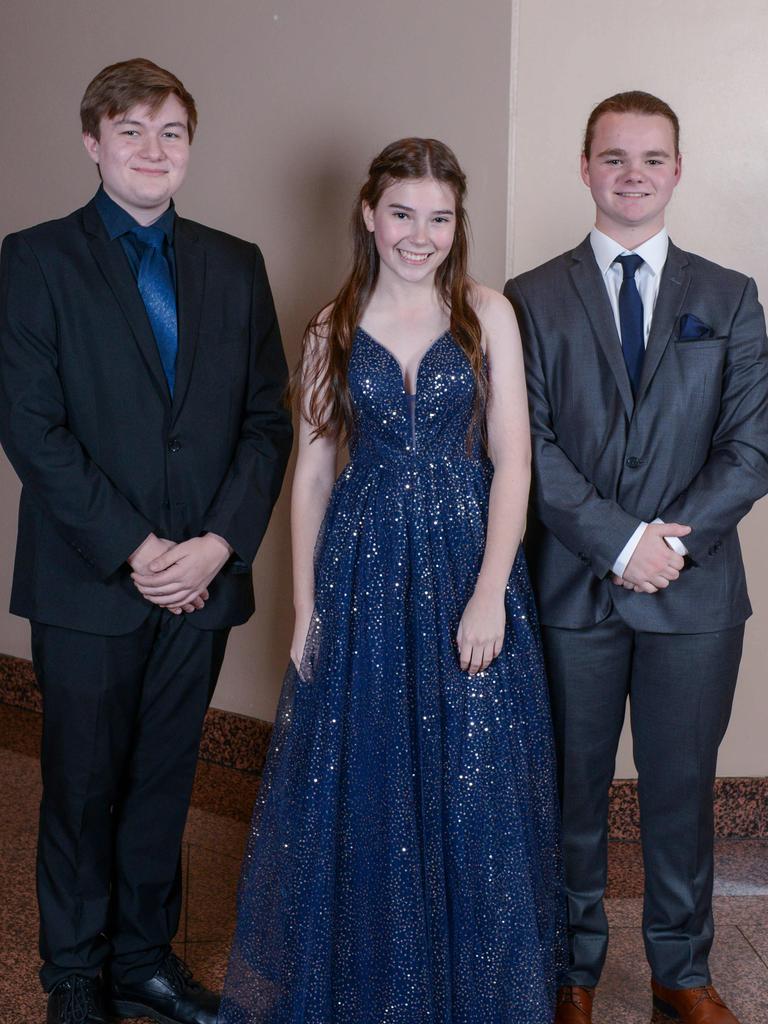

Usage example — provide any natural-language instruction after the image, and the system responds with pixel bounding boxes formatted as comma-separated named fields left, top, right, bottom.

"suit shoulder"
left=681, top=248, right=754, bottom=291
left=178, top=218, right=264, bottom=264
left=2, top=208, right=84, bottom=256
left=504, top=248, right=574, bottom=301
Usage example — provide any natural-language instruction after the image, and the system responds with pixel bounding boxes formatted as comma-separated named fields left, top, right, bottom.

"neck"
left=594, top=217, right=664, bottom=251
left=102, top=186, right=170, bottom=227
left=371, top=269, right=444, bottom=315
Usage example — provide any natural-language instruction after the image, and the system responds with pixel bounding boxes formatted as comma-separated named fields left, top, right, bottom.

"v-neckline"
left=357, top=326, right=451, bottom=397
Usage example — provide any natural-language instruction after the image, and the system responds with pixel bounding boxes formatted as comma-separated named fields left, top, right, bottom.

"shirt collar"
left=94, top=186, right=176, bottom=245
left=589, top=226, right=669, bottom=278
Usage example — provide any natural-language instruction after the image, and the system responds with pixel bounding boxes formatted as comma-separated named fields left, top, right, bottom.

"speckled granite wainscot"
left=1, top=652, right=766, bottom=838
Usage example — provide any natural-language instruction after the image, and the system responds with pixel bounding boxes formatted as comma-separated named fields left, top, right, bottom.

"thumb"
left=663, top=523, right=692, bottom=537
left=148, top=550, right=180, bottom=572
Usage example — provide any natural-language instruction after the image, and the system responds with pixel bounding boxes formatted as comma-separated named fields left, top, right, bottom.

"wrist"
left=204, top=532, right=233, bottom=557
left=473, top=575, right=507, bottom=602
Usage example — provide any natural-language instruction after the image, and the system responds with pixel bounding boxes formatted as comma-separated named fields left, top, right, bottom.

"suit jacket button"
left=625, top=456, right=642, bottom=469
left=167, top=437, right=182, bottom=454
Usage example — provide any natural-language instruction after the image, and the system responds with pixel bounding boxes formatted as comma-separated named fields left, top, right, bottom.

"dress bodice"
left=348, top=328, right=479, bottom=464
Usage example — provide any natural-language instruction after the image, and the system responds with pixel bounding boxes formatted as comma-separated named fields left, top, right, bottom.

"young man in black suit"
left=506, top=92, right=768, bottom=1024
left=0, top=59, right=293, bottom=1024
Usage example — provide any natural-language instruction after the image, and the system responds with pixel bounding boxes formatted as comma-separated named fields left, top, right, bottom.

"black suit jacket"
left=506, top=237, right=768, bottom=634
left=0, top=197, right=293, bottom=635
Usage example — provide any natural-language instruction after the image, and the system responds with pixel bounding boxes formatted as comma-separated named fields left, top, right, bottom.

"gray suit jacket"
left=505, top=237, right=768, bottom=634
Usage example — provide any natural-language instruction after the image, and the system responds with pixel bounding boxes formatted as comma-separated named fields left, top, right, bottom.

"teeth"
left=618, top=192, right=647, bottom=197
left=397, top=249, right=430, bottom=263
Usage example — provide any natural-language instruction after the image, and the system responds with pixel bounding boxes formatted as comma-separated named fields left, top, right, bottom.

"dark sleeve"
left=659, top=276, right=768, bottom=561
left=0, top=232, right=153, bottom=578
left=202, top=245, right=293, bottom=563
left=505, top=277, right=639, bottom=578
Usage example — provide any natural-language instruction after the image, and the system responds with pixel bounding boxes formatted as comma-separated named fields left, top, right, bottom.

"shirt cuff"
left=652, top=517, right=688, bottom=556
left=612, top=522, right=649, bottom=577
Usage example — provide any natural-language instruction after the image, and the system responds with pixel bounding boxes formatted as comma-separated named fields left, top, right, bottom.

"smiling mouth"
left=396, top=249, right=432, bottom=265
left=132, top=167, right=168, bottom=175
left=615, top=191, right=650, bottom=198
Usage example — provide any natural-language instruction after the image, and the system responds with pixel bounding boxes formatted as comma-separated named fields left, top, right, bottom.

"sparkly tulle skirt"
left=219, top=329, right=566, bottom=1023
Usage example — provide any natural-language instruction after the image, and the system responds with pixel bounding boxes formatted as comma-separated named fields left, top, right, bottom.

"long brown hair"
left=292, top=137, right=486, bottom=445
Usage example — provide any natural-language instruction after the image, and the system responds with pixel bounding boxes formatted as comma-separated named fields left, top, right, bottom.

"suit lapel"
left=568, top=237, right=634, bottom=418
left=172, top=218, right=206, bottom=422
left=635, top=241, right=691, bottom=403
left=82, top=200, right=170, bottom=404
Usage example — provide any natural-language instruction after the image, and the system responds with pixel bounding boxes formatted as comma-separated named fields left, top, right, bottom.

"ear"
left=83, top=132, right=100, bottom=165
left=673, top=152, right=683, bottom=185
left=579, top=152, right=591, bottom=188
left=361, top=200, right=375, bottom=233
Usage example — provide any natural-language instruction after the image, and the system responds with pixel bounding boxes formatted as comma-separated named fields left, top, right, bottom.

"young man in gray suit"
left=506, top=92, right=768, bottom=1024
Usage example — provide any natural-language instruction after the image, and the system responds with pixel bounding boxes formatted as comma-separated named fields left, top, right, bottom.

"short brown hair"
left=583, top=91, right=679, bottom=159
left=80, top=58, right=197, bottom=142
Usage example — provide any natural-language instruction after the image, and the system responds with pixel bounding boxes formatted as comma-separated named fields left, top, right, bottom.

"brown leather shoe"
left=554, top=986, right=594, bottom=1023
left=652, top=979, right=740, bottom=1022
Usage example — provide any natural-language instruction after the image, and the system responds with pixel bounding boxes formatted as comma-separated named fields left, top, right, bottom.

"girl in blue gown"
left=220, top=138, right=565, bottom=1024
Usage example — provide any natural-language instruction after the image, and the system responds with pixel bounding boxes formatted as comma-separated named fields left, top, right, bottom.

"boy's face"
left=581, top=111, right=681, bottom=242
left=83, top=93, right=190, bottom=223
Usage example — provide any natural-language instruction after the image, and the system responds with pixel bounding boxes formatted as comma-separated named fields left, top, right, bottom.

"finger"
left=145, top=589, right=199, bottom=607
left=640, top=582, right=659, bottom=594
left=612, top=575, right=624, bottom=586
left=468, top=646, right=483, bottom=675
left=650, top=575, right=670, bottom=589
left=621, top=578, right=636, bottom=589
left=658, top=566, right=680, bottom=582
left=199, top=589, right=209, bottom=601
left=147, top=549, right=187, bottom=573
left=460, top=643, right=472, bottom=672
left=664, top=523, right=692, bottom=537
left=131, top=567, right=190, bottom=588
left=191, top=595, right=205, bottom=610
left=135, top=580, right=196, bottom=597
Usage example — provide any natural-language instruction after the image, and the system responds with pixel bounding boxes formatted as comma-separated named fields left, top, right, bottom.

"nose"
left=139, top=134, right=165, bottom=161
left=409, top=220, right=430, bottom=245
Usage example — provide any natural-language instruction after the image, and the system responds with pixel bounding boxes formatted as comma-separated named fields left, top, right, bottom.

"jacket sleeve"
left=202, top=245, right=293, bottom=564
left=659, top=276, right=768, bottom=561
left=506, top=277, right=639, bottom=578
left=0, top=232, right=153, bottom=579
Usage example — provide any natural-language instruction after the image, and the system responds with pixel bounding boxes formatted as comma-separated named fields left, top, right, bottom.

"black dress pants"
left=31, top=608, right=229, bottom=991
left=541, top=608, right=743, bottom=990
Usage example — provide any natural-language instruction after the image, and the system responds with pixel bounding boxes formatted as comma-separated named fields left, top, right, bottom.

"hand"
left=622, top=522, right=691, bottom=594
left=169, top=588, right=210, bottom=616
left=128, top=532, right=177, bottom=573
left=456, top=584, right=506, bottom=675
left=290, top=603, right=314, bottom=674
left=131, top=534, right=232, bottom=609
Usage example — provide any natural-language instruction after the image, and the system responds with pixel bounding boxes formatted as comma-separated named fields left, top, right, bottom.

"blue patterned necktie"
left=615, top=253, right=645, bottom=395
left=131, top=225, right=178, bottom=395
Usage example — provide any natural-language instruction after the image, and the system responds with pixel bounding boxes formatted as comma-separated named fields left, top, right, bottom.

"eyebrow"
left=387, top=203, right=455, bottom=215
left=597, top=147, right=671, bottom=158
left=113, top=118, right=188, bottom=131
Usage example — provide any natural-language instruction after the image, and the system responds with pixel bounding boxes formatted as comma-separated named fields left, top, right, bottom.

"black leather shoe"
left=47, top=976, right=107, bottom=1024
left=110, top=952, right=220, bottom=1024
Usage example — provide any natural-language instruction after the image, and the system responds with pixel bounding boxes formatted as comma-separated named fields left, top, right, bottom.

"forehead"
left=591, top=111, right=676, bottom=152
left=378, top=176, right=456, bottom=210
left=102, top=93, right=188, bottom=129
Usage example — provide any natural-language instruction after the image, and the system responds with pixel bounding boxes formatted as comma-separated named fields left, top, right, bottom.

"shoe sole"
left=110, top=998, right=182, bottom=1024
left=652, top=994, right=682, bottom=1021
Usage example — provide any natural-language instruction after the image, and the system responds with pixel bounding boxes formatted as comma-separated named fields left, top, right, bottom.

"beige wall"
left=511, top=0, right=768, bottom=775
left=1, top=1, right=765, bottom=776
left=0, top=0, right=512, bottom=716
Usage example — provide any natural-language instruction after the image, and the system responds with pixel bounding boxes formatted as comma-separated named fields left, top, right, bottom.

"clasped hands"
left=128, top=532, right=233, bottom=615
left=612, top=522, right=691, bottom=594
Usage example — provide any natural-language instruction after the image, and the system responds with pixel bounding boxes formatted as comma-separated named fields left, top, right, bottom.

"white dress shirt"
left=588, top=227, right=687, bottom=576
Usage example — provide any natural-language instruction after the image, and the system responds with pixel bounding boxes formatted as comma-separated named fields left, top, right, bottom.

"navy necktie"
left=131, top=225, right=178, bottom=395
left=615, top=253, right=645, bottom=395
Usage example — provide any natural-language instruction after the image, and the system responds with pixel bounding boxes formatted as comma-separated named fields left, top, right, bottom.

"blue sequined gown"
left=220, top=329, right=566, bottom=1024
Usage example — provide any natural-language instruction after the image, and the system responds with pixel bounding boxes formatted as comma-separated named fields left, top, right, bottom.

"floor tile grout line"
left=736, top=924, right=768, bottom=972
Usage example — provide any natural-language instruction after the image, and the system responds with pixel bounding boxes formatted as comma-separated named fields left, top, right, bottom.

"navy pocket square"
left=678, top=313, right=715, bottom=340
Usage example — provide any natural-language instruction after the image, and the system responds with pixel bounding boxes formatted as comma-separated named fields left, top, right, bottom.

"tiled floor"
left=1, top=702, right=766, bottom=1023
